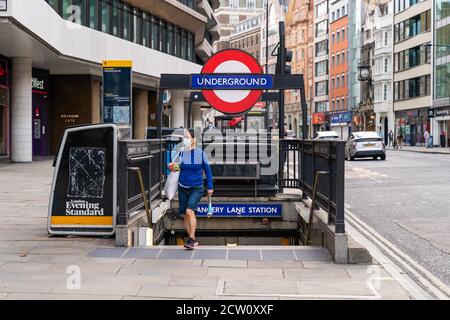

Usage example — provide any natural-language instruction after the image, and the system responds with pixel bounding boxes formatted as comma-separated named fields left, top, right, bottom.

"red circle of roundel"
left=201, top=49, right=263, bottom=115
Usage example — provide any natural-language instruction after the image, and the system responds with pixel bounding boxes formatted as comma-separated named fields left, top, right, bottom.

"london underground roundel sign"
left=194, top=49, right=267, bottom=115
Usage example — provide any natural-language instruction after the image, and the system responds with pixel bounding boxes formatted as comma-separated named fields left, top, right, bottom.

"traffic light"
left=275, top=21, right=292, bottom=75
left=275, top=48, right=293, bottom=74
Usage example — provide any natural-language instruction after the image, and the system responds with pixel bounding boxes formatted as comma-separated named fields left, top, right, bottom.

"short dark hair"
left=186, top=128, right=199, bottom=139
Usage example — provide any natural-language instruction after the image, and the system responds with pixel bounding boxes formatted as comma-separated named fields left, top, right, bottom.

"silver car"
left=313, top=131, right=340, bottom=140
left=345, top=131, right=386, bottom=160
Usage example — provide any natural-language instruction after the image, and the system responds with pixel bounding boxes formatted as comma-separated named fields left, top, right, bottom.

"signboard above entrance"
left=196, top=49, right=264, bottom=115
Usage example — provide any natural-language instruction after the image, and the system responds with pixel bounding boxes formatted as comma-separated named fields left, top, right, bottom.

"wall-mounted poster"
left=0, top=1, right=7, bottom=11
left=102, top=60, right=132, bottom=129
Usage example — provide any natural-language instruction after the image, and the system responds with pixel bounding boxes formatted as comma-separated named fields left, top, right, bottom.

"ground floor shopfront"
left=395, top=108, right=430, bottom=147
left=0, top=53, right=169, bottom=160
left=433, top=106, right=450, bottom=147
left=330, top=111, right=352, bottom=140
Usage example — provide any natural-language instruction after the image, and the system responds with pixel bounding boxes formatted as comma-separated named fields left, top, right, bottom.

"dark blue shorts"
left=178, top=185, right=204, bottom=215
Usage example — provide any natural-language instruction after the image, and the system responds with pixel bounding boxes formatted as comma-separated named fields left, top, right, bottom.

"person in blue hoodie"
left=169, top=128, right=213, bottom=249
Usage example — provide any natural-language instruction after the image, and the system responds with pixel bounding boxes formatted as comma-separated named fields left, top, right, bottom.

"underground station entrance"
left=48, top=49, right=349, bottom=263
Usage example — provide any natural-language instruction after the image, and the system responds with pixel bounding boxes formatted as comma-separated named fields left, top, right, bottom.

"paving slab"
left=202, top=260, right=247, bottom=268
left=84, top=274, right=171, bottom=286
left=228, top=250, right=261, bottom=261
left=0, top=262, right=53, bottom=273
left=87, top=247, right=128, bottom=258
left=122, top=248, right=160, bottom=259
left=157, top=249, right=195, bottom=260
left=28, top=254, right=87, bottom=264
left=83, top=257, right=136, bottom=265
left=207, top=267, right=284, bottom=279
left=169, top=276, right=219, bottom=288
left=248, top=260, right=304, bottom=269
left=118, top=265, right=208, bottom=277
left=194, top=295, right=279, bottom=300
left=294, top=248, right=332, bottom=261
left=261, top=250, right=296, bottom=261
left=138, top=284, right=215, bottom=299
left=0, top=280, right=59, bottom=294
left=296, top=280, right=375, bottom=297
left=50, top=281, right=142, bottom=296
left=132, top=259, right=203, bottom=267
left=224, top=280, right=299, bottom=295
left=4, top=293, right=123, bottom=300
left=46, top=263, right=125, bottom=275
left=0, top=253, right=36, bottom=263
left=192, top=249, right=227, bottom=260
left=283, top=268, right=350, bottom=280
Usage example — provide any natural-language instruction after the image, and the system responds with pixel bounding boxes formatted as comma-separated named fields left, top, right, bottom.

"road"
left=345, top=150, right=450, bottom=286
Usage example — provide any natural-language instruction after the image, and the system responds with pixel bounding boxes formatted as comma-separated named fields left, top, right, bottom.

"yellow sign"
left=102, top=60, right=133, bottom=68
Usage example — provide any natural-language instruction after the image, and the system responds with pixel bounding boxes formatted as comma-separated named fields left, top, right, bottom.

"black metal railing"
left=117, top=139, right=167, bottom=226
left=279, top=139, right=346, bottom=234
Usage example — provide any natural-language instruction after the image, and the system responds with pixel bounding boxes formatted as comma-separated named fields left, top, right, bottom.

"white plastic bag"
left=165, top=171, right=180, bottom=200
left=164, top=149, right=183, bottom=200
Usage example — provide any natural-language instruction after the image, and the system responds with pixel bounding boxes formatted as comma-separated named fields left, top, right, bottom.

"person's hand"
left=207, top=189, right=214, bottom=196
left=168, top=162, right=179, bottom=172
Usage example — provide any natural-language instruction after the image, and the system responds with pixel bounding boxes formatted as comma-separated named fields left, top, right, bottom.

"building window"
left=229, top=0, right=238, bottom=8
left=315, top=80, right=328, bottom=97
left=100, top=0, right=112, bottom=34
left=315, top=20, right=328, bottom=37
left=315, top=2, right=328, bottom=17
left=394, top=10, right=431, bottom=44
left=230, top=15, right=239, bottom=25
left=315, top=40, right=328, bottom=57
left=384, top=84, right=388, bottom=100
left=384, top=31, right=388, bottom=46
left=394, top=74, right=431, bottom=101
left=384, top=58, right=388, bottom=72
left=113, top=1, right=123, bottom=37
left=315, top=61, right=328, bottom=77
left=246, top=0, right=256, bottom=9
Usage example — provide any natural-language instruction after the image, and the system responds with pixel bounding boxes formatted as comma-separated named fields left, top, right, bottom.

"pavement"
left=386, top=146, right=450, bottom=154
left=0, top=158, right=417, bottom=300
left=346, top=150, right=450, bottom=286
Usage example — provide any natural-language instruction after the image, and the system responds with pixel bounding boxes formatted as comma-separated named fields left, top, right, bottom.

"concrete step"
left=88, top=245, right=332, bottom=262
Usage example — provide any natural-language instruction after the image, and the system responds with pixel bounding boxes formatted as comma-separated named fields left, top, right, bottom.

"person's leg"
left=184, top=187, right=204, bottom=248
left=178, top=187, right=191, bottom=240
left=185, top=209, right=197, bottom=240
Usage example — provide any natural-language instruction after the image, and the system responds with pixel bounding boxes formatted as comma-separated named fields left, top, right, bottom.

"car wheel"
left=373, top=156, right=378, bottom=160
left=350, top=156, right=355, bottom=161
left=381, top=155, right=386, bottom=160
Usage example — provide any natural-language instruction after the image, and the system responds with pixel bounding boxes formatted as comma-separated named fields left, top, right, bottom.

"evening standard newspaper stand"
left=48, top=124, right=130, bottom=236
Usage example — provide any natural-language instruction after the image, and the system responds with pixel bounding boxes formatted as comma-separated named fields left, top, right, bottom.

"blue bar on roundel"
left=191, top=74, right=273, bottom=90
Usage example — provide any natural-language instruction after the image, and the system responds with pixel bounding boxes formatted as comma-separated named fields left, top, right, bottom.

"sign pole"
left=278, top=22, right=286, bottom=192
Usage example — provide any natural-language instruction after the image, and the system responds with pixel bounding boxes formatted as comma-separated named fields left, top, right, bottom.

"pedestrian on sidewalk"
left=378, top=129, right=384, bottom=141
left=440, top=129, right=446, bottom=147
left=168, top=128, right=214, bottom=250
left=424, top=130, right=430, bottom=148
left=397, top=133, right=403, bottom=149
left=388, top=130, right=394, bottom=147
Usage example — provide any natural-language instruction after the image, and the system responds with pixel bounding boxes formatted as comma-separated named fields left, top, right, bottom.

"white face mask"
left=183, top=138, right=191, bottom=148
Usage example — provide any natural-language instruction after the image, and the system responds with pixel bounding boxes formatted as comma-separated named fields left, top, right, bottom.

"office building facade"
left=0, top=0, right=218, bottom=161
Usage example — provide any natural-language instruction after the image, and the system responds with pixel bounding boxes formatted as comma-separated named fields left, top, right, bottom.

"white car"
left=313, top=131, right=340, bottom=140
left=345, top=131, right=386, bottom=160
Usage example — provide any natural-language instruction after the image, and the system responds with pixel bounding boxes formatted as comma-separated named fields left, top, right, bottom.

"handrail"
left=127, top=167, right=152, bottom=228
left=305, top=171, right=330, bottom=245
